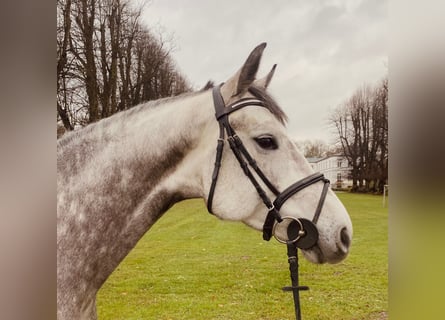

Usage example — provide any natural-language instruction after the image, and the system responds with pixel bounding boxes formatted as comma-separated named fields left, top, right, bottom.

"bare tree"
left=371, top=78, right=388, bottom=192
left=57, top=0, right=74, bottom=132
left=330, top=102, right=362, bottom=191
left=329, top=78, right=388, bottom=193
left=57, top=0, right=191, bottom=133
left=295, top=139, right=329, bottom=158
left=73, top=0, right=100, bottom=122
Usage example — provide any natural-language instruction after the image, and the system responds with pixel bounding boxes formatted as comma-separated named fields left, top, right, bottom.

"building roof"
left=306, top=154, right=346, bottom=163
left=306, top=157, right=324, bottom=163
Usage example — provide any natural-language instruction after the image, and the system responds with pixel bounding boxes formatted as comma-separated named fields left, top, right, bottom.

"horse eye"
left=254, top=136, right=278, bottom=150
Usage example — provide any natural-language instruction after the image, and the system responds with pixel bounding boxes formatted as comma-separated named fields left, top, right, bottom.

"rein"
left=207, top=85, right=331, bottom=320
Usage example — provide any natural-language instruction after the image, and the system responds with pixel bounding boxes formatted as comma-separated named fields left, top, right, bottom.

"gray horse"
left=57, top=43, right=352, bottom=319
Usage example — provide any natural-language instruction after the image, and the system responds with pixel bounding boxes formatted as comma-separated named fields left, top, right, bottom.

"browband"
left=216, top=98, right=267, bottom=119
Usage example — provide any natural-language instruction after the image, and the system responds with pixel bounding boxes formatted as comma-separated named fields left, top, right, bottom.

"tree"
left=57, top=0, right=74, bottom=131
left=329, top=78, right=388, bottom=193
left=371, top=78, right=388, bottom=192
left=56, top=0, right=191, bottom=134
left=295, top=139, right=329, bottom=158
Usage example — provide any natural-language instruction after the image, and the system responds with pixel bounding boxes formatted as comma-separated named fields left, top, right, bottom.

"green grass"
left=97, top=193, right=387, bottom=319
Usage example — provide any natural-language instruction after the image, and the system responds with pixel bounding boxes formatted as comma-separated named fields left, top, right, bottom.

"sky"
left=140, top=0, right=387, bottom=143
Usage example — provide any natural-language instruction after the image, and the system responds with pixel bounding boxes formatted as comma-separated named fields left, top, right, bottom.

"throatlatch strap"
left=207, top=87, right=226, bottom=213
left=207, top=131, right=224, bottom=213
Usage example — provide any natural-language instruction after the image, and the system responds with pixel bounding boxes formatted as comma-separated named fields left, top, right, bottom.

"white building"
left=306, top=155, right=353, bottom=189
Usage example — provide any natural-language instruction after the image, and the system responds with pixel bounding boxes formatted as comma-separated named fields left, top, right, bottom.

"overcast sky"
left=141, top=0, right=387, bottom=143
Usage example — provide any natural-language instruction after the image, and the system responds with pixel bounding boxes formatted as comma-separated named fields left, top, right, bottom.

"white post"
left=383, top=185, right=388, bottom=207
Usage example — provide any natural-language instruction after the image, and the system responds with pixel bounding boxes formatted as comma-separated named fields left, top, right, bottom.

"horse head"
left=201, top=43, right=352, bottom=264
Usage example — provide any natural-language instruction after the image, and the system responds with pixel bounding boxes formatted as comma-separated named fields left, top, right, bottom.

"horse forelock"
left=248, top=85, right=288, bottom=125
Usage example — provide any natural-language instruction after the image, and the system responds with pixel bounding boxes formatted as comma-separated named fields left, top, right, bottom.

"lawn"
left=97, top=193, right=388, bottom=319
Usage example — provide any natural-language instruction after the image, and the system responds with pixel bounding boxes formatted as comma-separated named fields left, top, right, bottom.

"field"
left=97, top=193, right=388, bottom=319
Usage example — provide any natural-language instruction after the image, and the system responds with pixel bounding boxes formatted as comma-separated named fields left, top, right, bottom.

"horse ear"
left=201, top=80, right=214, bottom=91
left=254, top=64, right=277, bottom=89
left=221, top=42, right=267, bottom=98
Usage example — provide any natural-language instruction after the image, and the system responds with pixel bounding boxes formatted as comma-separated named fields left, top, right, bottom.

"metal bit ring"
left=272, top=216, right=305, bottom=244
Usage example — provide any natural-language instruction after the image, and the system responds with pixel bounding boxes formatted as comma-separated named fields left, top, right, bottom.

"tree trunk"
left=79, top=0, right=99, bottom=123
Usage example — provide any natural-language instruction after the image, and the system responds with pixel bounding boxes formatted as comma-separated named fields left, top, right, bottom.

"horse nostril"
left=340, top=227, right=351, bottom=249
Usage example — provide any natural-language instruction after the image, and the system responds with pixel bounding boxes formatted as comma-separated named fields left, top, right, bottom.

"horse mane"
left=57, top=90, right=203, bottom=148
left=58, top=83, right=288, bottom=148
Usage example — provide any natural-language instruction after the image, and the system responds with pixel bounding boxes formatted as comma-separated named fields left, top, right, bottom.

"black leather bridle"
left=206, top=84, right=333, bottom=319
left=207, top=85, right=331, bottom=247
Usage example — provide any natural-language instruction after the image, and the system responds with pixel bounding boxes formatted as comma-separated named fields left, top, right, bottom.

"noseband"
left=207, top=85, right=330, bottom=247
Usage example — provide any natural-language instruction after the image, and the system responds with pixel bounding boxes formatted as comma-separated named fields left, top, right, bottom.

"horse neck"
left=101, top=91, right=213, bottom=249
left=57, top=90, right=214, bottom=300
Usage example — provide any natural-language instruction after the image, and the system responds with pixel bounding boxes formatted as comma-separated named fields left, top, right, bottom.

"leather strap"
left=230, top=135, right=280, bottom=196
left=283, top=241, right=308, bottom=320
left=274, top=173, right=326, bottom=211
left=312, top=177, right=330, bottom=224
left=216, top=98, right=266, bottom=120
